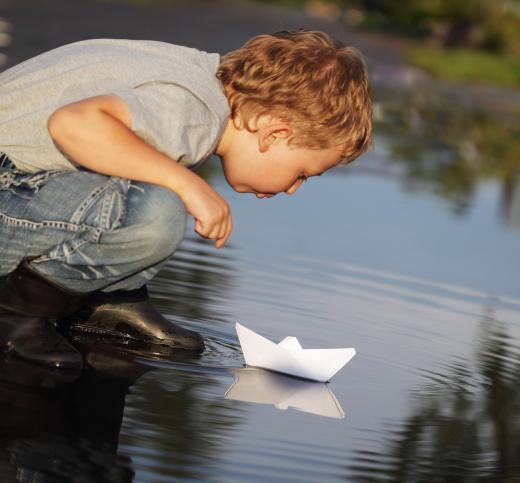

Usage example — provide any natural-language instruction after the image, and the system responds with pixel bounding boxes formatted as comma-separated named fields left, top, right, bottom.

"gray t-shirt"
left=0, top=38, right=230, bottom=173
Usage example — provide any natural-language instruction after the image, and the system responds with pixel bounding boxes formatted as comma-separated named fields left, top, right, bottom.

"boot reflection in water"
left=0, top=353, right=147, bottom=482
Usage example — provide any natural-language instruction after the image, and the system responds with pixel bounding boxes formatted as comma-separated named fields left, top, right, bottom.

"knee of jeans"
left=126, top=183, right=187, bottom=262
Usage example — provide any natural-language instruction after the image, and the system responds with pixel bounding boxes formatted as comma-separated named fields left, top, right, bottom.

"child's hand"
left=178, top=176, right=232, bottom=249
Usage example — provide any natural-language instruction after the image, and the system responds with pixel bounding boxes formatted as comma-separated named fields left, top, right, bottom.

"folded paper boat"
left=235, top=323, right=356, bottom=383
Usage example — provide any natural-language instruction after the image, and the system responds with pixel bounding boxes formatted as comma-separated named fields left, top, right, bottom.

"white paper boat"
left=225, top=367, right=345, bottom=419
left=235, top=323, right=356, bottom=383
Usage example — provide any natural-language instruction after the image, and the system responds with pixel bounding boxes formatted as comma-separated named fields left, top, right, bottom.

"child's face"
left=218, top=118, right=343, bottom=198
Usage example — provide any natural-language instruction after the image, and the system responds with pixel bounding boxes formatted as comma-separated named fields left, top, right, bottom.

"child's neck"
left=215, top=119, right=234, bottom=158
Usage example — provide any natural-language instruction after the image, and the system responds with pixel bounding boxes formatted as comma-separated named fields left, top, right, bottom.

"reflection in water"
left=0, top=339, right=241, bottom=482
left=348, top=309, right=520, bottom=482
left=225, top=367, right=345, bottom=419
left=149, top=236, right=237, bottom=336
left=0, top=269, right=232, bottom=482
left=119, top=367, right=244, bottom=481
left=0, top=350, right=145, bottom=482
left=373, top=86, right=520, bottom=220
left=1, top=198, right=518, bottom=481
left=502, top=172, right=520, bottom=229
left=0, top=231, right=240, bottom=482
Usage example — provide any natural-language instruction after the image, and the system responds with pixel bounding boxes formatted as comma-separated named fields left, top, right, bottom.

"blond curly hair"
left=216, top=29, right=372, bottom=164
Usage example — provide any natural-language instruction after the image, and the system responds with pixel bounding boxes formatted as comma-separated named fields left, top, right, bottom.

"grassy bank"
left=406, top=47, right=520, bottom=88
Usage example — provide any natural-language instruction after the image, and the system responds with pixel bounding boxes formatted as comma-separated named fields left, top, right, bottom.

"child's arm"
left=47, top=94, right=232, bottom=248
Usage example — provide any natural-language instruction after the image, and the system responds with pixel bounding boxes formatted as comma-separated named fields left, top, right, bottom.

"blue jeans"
left=0, top=156, right=187, bottom=293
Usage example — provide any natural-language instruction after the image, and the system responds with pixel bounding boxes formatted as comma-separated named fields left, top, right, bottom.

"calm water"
left=1, top=4, right=520, bottom=479
left=2, top=89, right=519, bottom=480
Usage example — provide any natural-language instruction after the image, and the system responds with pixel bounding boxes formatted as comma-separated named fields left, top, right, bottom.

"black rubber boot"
left=0, top=259, right=87, bottom=370
left=59, top=286, right=205, bottom=353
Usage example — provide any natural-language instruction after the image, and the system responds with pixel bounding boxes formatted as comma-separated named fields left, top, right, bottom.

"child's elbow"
left=48, top=95, right=131, bottom=145
left=47, top=105, right=80, bottom=144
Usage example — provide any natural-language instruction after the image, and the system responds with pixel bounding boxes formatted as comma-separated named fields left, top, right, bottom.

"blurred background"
left=0, top=1, right=519, bottom=482
left=1, top=0, right=519, bottom=223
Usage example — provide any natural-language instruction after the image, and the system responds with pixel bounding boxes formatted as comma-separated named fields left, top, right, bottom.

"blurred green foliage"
left=350, top=0, right=520, bottom=54
left=406, top=47, right=520, bottom=87
left=349, top=0, right=520, bottom=86
left=260, top=0, right=520, bottom=55
left=375, top=86, right=520, bottom=215
left=349, top=312, right=520, bottom=482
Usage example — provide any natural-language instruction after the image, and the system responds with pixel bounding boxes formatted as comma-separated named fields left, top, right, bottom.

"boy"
left=0, top=30, right=371, bottom=370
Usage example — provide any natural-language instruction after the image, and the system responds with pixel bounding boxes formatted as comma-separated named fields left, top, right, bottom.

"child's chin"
left=229, top=184, right=251, bottom=194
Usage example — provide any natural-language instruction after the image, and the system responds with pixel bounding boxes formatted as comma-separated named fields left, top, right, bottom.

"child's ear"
left=258, top=119, right=292, bottom=153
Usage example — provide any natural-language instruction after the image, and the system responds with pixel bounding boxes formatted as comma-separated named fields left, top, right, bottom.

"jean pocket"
left=69, top=177, right=129, bottom=232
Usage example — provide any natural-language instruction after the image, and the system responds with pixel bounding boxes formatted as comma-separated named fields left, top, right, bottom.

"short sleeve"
left=112, top=81, right=218, bottom=168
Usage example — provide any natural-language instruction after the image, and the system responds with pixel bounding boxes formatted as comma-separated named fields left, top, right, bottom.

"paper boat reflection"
left=225, top=367, right=345, bottom=419
left=235, top=323, right=356, bottom=382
